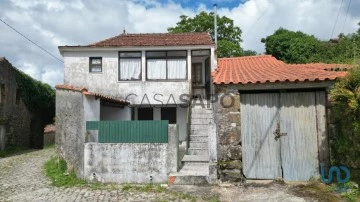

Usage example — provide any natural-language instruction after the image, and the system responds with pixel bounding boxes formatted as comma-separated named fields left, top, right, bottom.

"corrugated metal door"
left=280, top=92, right=319, bottom=181
left=241, top=91, right=322, bottom=181
left=241, top=93, right=282, bottom=179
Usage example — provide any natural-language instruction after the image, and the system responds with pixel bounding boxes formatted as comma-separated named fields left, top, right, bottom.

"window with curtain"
left=119, top=52, right=141, bottom=81
left=146, top=51, right=187, bottom=80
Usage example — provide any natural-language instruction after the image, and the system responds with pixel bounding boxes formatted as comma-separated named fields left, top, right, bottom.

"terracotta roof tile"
left=60, top=32, right=214, bottom=48
left=44, top=124, right=55, bottom=133
left=212, top=55, right=349, bottom=85
left=55, top=84, right=130, bottom=105
left=90, top=32, right=213, bottom=47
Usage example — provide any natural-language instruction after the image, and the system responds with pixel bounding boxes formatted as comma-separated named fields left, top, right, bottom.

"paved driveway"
left=0, top=148, right=339, bottom=202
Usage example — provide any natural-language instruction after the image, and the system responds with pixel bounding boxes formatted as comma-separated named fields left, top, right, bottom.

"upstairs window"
left=89, top=57, right=102, bottom=73
left=119, top=52, right=141, bottom=81
left=146, top=51, right=187, bottom=80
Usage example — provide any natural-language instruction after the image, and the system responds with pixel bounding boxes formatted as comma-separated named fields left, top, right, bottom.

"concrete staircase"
left=169, top=99, right=214, bottom=185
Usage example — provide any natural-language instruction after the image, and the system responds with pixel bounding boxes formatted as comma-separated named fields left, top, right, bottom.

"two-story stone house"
left=56, top=32, right=218, bottom=183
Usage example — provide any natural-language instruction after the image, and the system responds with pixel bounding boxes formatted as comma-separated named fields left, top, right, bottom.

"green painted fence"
left=86, top=120, right=169, bottom=143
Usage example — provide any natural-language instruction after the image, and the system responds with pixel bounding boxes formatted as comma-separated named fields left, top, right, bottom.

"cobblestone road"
left=0, top=148, right=338, bottom=202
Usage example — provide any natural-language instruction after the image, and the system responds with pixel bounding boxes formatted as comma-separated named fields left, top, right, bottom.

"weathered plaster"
left=83, top=125, right=178, bottom=183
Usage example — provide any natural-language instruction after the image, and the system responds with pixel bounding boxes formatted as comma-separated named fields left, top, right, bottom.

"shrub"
left=330, top=66, right=360, bottom=168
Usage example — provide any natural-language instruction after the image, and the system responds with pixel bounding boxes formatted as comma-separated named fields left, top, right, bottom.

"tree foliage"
left=330, top=66, right=360, bottom=167
left=13, top=67, right=55, bottom=124
left=261, top=28, right=320, bottom=63
left=168, top=11, right=257, bottom=58
left=262, top=25, right=360, bottom=64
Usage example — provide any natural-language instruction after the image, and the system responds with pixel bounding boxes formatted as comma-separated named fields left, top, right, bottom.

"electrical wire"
left=243, top=1, right=271, bottom=38
left=340, top=0, right=352, bottom=35
left=331, top=0, right=344, bottom=39
left=0, top=18, right=63, bottom=63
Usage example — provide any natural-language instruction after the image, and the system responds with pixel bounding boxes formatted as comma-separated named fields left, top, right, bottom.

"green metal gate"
left=86, top=120, right=168, bottom=143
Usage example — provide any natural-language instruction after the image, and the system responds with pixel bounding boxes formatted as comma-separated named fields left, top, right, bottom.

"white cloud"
left=0, top=0, right=359, bottom=87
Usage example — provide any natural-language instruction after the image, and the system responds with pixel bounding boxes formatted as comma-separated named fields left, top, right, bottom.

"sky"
left=0, top=0, right=359, bottom=86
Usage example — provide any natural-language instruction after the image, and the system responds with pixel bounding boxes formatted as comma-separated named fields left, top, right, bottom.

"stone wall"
left=0, top=58, right=35, bottom=150
left=213, top=86, right=243, bottom=182
left=56, top=89, right=86, bottom=177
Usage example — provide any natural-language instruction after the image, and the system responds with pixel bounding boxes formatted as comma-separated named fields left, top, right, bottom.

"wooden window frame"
left=118, top=51, right=142, bottom=81
left=146, top=50, right=187, bottom=81
left=191, top=49, right=211, bottom=57
left=192, top=63, right=203, bottom=85
left=89, top=57, right=102, bottom=73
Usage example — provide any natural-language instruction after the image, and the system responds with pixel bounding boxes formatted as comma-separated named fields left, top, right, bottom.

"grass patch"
left=0, top=147, right=35, bottom=158
left=44, top=156, right=87, bottom=187
left=121, top=184, right=167, bottom=193
left=202, top=194, right=220, bottom=202
left=44, top=156, right=217, bottom=201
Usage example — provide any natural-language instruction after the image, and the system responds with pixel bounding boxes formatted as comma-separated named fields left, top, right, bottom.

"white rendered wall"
left=62, top=47, right=216, bottom=105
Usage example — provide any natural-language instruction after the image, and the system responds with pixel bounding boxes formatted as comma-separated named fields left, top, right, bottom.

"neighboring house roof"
left=59, top=32, right=213, bottom=48
left=44, top=124, right=55, bottom=134
left=212, top=55, right=349, bottom=85
left=55, top=84, right=130, bottom=105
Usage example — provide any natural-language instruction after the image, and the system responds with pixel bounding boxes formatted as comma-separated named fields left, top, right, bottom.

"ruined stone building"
left=0, top=57, right=55, bottom=150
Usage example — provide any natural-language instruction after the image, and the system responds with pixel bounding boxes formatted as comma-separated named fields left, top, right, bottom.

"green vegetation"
left=330, top=66, right=360, bottom=168
left=168, top=11, right=257, bottom=58
left=0, top=147, right=35, bottom=158
left=44, top=156, right=87, bottom=187
left=261, top=22, right=360, bottom=64
left=329, top=66, right=360, bottom=201
left=13, top=67, right=55, bottom=124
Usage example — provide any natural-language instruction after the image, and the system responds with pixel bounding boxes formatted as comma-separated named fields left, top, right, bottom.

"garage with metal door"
left=212, top=55, right=349, bottom=181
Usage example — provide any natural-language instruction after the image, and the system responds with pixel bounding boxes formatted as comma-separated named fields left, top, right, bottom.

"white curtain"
left=119, top=59, right=141, bottom=80
left=167, top=59, right=187, bottom=79
left=147, top=59, right=166, bottom=79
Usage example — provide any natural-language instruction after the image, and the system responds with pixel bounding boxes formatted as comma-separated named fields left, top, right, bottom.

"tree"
left=168, top=11, right=256, bottom=58
left=262, top=23, right=360, bottom=64
left=261, top=28, right=320, bottom=63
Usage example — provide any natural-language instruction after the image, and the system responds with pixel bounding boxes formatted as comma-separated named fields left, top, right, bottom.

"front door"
left=241, top=91, right=322, bottom=181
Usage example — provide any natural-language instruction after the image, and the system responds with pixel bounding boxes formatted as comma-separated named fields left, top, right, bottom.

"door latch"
left=273, top=125, right=287, bottom=141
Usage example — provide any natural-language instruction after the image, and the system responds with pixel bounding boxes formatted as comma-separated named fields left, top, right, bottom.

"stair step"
left=191, top=108, right=213, bottom=114
left=188, top=148, right=208, bottom=155
left=191, top=118, right=213, bottom=125
left=168, top=174, right=209, bottom=185
left=191, top=104, right=212, bottom=109
left=191, top=113, right=213, bottom=119
left=182, top=155, right=209, bottom=162
left=189, top=141, right=208, bottom=148
left=189, top=135, right=207, bottom=141
left=190, top=124, right=209, bottom=130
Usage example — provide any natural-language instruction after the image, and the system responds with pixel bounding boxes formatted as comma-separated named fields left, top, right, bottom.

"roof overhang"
left=55, top=84, right=130, bottom=105
left=58, top=45, right=215, bottom=56
left=217, top=80, right=337, bottom=91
